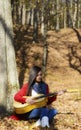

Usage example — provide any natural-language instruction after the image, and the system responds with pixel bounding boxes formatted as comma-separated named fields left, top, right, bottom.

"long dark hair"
left=27, top=66, right=41, bottom=95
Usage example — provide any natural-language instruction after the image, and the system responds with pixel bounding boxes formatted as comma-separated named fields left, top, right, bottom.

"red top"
left=14, top=83, right=57, bottom=104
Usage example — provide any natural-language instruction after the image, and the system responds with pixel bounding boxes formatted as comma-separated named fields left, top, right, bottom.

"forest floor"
left=0, top=25, right=81, bottom=130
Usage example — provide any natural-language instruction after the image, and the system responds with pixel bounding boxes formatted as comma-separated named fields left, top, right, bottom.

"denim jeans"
left=27, top=107, right=58, bottom=121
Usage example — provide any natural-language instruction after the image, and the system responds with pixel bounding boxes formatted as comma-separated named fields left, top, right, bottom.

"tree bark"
left=0, top=1, right=7, bottom=110
left=0, top=0, right=19, bottom=112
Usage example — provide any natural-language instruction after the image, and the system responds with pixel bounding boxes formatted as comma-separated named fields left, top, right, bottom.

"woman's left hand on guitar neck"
left=57, top=89, right=67, bottom=96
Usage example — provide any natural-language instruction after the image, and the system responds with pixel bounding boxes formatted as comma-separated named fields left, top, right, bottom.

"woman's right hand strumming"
left=25, top=97, right=35, bottom=104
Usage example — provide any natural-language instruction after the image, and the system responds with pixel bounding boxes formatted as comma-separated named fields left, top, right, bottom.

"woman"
left=12, top=66, right=58, bottom=127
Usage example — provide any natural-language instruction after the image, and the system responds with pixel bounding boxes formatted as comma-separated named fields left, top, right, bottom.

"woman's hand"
left=57, top=89, right=67, bottom=96
left=25, top=97, right=35, bottom=104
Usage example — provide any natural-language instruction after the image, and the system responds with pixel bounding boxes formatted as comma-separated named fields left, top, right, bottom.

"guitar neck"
left=33, top=92, right=58, bottom=100
left=33, top=90, right=66, bottom=100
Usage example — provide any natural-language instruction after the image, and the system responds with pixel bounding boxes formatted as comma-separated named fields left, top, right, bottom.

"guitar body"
left=13, top=90, right=66, bottom=114
left=13, top=96, right=48, bottom=114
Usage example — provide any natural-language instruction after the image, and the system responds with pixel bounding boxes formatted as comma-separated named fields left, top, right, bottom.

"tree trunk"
left=33, top=6, right=38, bottom=42
left=40, top=0, right=45, bottom=38
left=0, top=0, right=19, bottom=112
left=63, top=6, right=67, bottom=28
left=73, top=1, right=77, bottom=28
left=12, top=0, right=19, bottom=24
left=26, top=9, right=31, bottom=25
left=56, top=0, right=60, bottom=31
left=22, top=2, right=26, bottom=25
left=0, top=1, right=7, bottom=112
left=18, top=2, right=22, bottom=24
left=40, top=0, right=48, bottom=76
left=77, top=0, right=80, bottom=28
left=69, top=0, right=73, bottom=27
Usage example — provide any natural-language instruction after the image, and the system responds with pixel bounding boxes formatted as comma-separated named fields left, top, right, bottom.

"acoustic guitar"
left=13, top=90, right=66, bottom=114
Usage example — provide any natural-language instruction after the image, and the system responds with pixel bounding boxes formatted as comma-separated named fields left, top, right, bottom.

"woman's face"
left=36, top=71, right=42, bottom=82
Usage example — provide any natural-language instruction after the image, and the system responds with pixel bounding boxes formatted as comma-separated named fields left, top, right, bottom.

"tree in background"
left=11, top=0, right=81, bottom=29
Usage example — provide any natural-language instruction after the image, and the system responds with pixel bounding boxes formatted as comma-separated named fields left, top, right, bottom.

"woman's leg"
left=27, top=107, right=49, bottom=119
left=27, top=108, right=41, bottom=119
left=48, top=108, right=58, bottom=121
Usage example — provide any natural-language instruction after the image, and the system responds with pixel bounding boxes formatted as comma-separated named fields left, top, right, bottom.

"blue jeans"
left=27, top=107, right=58, bottom=121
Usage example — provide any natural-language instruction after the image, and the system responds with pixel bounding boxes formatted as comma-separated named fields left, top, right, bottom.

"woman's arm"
left=46, top=84, right=57, bottom=105
left=14, top=83, right=28, bottom=103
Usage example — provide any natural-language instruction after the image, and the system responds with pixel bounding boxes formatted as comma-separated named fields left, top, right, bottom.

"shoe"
left=30, top=119, right=41, bottom=129
left=41, top=116, right=50, bottom=128
left=35, top=119, right=41, bottom=127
